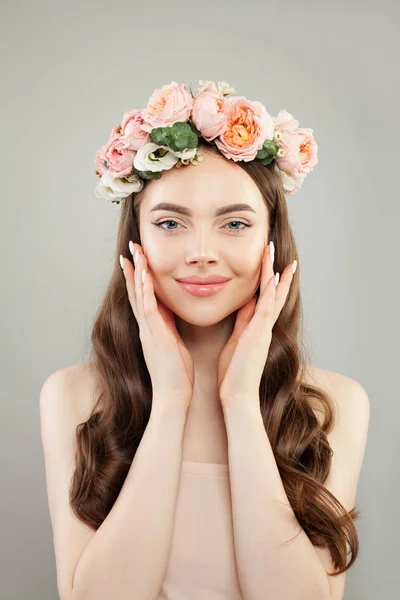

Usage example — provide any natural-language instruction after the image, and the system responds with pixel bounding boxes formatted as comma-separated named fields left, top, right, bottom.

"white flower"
left=217, top=80, right=236, bottom=96
left=175, top=148, right=203, bottom=168
left=173, top=147, right=198, bottom=163
left=133, top=142, right=180, bottom=173
left=95, top=171, right=143, bottom=202
left=197, top=79, right=236, bottom=97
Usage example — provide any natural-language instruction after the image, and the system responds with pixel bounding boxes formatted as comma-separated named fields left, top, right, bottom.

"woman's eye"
left=153, top=220, right=251, bottom=233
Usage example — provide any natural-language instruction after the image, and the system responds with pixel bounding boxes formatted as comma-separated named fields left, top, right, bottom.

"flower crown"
left=94, top=80, right=318, bottom=204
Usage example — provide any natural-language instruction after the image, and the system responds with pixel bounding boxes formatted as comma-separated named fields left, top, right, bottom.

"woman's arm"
left=222, top=376, right=370, bottom=600
left=70, top=401, right=188, bottom=600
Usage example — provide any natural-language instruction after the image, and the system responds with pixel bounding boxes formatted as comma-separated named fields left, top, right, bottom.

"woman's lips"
left=176, top=280, right=230, bottom=296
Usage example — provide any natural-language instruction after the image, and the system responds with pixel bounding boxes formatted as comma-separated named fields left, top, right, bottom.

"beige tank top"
left=157, top=461, right=243, bottom=600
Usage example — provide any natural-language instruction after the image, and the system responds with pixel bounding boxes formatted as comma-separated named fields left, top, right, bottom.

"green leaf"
left=256, top=155, right=275, bottom=166
left=187, top=119, right=201, bottom=137
left=133, top=169, right=162, bottom=180
left=256, top=148, right=269, bottom=160
left=186, top=132, right=199, bottom=148
left=171, top=121, right=192, bottom=136
left=263, top=138, right=279, bottom=154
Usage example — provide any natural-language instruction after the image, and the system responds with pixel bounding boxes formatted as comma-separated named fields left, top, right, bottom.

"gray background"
left=1, top=0, right=399, bottom=598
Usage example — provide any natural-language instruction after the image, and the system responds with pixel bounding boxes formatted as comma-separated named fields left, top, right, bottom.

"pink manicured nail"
left=292, top=260, right=297, bottom=275
left=270, top=241, right=275, bottom=265
left=275, top=272, right=280, bottom=286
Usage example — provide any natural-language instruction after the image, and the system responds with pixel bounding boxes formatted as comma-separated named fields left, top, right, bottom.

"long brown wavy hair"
left=71, top=138, right=360, bottom=576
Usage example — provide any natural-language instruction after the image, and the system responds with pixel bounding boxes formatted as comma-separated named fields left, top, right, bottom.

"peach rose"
left=94, top=125, right=135, bottom=178
left=273, top=109, right=318, bottom=175
left=191, top=81, right=228, bottom=141
left=213, top=96, right=275, bottom=161
left=121, top=108, right=151, bottom=151
left=271, top=109, right=318, bottom=194
left=294, top=127, right=318, bottom=176
left=140, top=81, right=194, bottom=133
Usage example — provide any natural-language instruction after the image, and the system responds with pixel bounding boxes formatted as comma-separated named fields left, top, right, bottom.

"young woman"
left=40, top=80, right=370, bottom=600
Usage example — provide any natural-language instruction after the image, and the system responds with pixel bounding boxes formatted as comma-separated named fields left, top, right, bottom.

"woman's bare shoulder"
left=301, top=365, right=366, bottom=429
left=41, top=362, right=99, bottom=424
left=304, top=365, right=362, bottom=395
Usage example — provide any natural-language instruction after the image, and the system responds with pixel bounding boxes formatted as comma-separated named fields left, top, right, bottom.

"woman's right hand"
left=120, top=241, right=194, bottom=415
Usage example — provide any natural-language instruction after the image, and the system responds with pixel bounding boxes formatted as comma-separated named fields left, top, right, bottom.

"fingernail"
left=129, top=240, right=134, bottom=256
left=270, top=241, right=275, bottom=265
left=275, top=272, right=280, bottom=286
left=292, top=260, right=297, bottom=275
left=119, top=255, right=124, bottom=270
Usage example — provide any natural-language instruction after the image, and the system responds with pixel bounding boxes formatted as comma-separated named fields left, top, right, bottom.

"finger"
left=243, top=243, right=275, bottom=338
left=141, top=254, right=162, bottom=334
left=246, top=273, right=276, bottom=338
left=259, top=241, right=275, bottom=297
left=120, top=254, right=139, bottom=323
left=273, top=262, right=295, bottom=321
left=132, top=243, right=151, bottom=337
left=132, top=243, right=170, bottom=340
left=257, top=272, right=277, bottom=318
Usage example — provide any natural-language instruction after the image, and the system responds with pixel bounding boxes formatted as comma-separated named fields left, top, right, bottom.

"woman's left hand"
left=217, top=242, right=296, bottom=411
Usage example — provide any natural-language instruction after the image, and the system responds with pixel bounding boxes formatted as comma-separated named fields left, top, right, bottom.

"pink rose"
left=273, top=109, right=299, bottom=145
left=271, top=109, right=318, bottom=194
left=140, top=81, right=194, bottom=133
left=274, top=164, right=305, bottom=195
left=121, top=108, right=151, bottom=151
left=273, top=109, right=318, bottom=176
left=213, top=96, right=275, bottom=161
left=191, top=81, right=228, bottom=141
left=94, top=124, right=135, bottom=178
left=274, top=133, right=303, bottom=175
left=274, top=126, right=317, bottom=180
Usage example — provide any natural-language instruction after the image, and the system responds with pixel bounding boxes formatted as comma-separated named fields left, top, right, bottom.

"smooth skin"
left=121, top=242, right=296, bottom=412
left=216, top=243, right=296, bottom=409
left=120, top=248, right=194, bottom=412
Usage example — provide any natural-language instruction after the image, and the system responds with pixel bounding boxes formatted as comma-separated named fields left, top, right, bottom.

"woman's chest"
left=182, top=408, right=229, bottom=465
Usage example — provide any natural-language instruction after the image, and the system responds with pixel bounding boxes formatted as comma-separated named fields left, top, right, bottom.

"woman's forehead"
left=141, top=152, right=264, bottom=213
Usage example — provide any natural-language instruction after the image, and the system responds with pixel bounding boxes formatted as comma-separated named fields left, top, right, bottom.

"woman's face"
left=138, top=149, right=269, bottom=326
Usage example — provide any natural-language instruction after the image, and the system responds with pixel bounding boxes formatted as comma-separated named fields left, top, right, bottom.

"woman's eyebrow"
left=150, top=202, right=257, bottom=216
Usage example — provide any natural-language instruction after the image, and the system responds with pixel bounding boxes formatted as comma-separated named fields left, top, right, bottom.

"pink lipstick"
left=176, top=280, right=230, bottom=296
